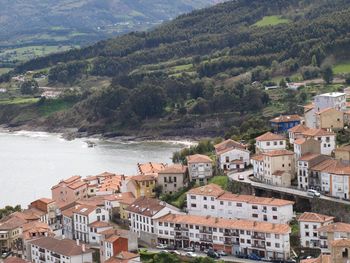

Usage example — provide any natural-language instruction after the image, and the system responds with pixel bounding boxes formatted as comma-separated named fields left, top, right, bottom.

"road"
left=229, top=170, right=350, bottom=206
left=147, top=248, right=259, bottom=263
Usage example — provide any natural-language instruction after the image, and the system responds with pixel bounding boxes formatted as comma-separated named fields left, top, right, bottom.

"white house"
left=88, top=220, right=113, bottom=245
left=72, top=204, right=109, bottom=243
left=186, top=184, right=294, bottom=224
left=255, top=132, right=286, bottom=153
left=155, top=213, right=291, bottom=260
left=214, top=139, right=250, bottom=171
left=288, top=124, right=310, bottom=144
left=298, top=212, right=334, bottom=249
left=126, top=197, right=183, bottom=245
left=317, top=222, right=350, bottom=253
left=186, top=154, right=213, bottom=185
left=29, top=237, right=93, bottom=263
left=314, top=92, right=347, bottom=112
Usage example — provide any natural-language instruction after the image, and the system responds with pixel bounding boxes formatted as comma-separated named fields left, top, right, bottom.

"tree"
left=279, top=78, right=287, bottom=88
left=322, top=65, right=334, bottom=84
left=20, top=80, right=39, bottom=95
left=311, top=54, right=318, bottom=67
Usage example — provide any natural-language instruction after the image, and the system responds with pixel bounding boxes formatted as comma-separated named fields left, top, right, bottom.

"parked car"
left=238, top=174, right=245, bottom=180
left=170, top=250, right=181, bottom=256
left=207, top=250, right=221, bottom=259
left=236, top=253, right=249, bottom=259
left=156, top=244, right=167, bottom=249
left=307, top=189, right=320, bottom=197
left=183, top=247, right=195, bottom=252
left=217, top=250, right=228, bottom=256
left=166, top=245, right=176, bottom=250
left=185, top=252, right=198, bottom=258
left=160, top=250, right=169, bottom=254
left=248, top=253, right=262, bottom=261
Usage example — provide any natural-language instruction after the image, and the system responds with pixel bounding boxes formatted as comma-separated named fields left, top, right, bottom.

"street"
left=228, top=170, right=350, bottom=206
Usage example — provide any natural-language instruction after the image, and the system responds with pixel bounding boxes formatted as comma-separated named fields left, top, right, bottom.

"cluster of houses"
left=2, top=90, right=350, bottom=263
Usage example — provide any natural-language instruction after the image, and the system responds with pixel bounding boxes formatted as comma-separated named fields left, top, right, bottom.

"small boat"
left=85, top=140, right=96, bottom=148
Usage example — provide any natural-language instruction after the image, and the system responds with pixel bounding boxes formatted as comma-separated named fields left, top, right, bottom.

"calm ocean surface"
left=0, top=131, right=187, bottom=207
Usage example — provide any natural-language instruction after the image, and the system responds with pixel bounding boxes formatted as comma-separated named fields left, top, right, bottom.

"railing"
left=319, top=236, right=327, bottom=240
left=200, top=237, right=213, bottom=242
left=252, top=235, right=265, bottom=240
left=320, top=245, right=328, bottom=249
left=252, top=243, right=266, bottom=248
left=200, top=229, right=213, bottom=234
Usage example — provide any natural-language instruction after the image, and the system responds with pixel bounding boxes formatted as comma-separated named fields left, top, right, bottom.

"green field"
left=253, top=15, right=290, bottom=27
left=0, top=45, right=76, bottom=63
left=0, top=97, right=39, bottom=105
left=333, top=61, right=350, bottom=74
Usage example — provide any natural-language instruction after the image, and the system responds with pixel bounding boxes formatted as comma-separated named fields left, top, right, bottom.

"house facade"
left=157, top=164, right=188, bottom=194
left=316, top=108, right=344, bottom=130
left=314, top=92, right=347, bottom=112
left=155, top=213, right=291, bottom=260
left=255, top=132, right=286, bottom=154
left=270, top=115, right=302, bottom=133
left=186, top=184, right=294, bottom=224
left=298, top=212, right=335, bottom=249
left=186, top=154, right=213, bottom=185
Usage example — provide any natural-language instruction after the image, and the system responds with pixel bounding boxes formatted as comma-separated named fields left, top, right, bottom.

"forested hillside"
left=1, top=0, right=350, bottom=139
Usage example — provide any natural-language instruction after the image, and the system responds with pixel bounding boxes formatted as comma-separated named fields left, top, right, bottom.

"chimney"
left=76, top=239, right=80, bottom=246
left=82, top=244, right=86, bottom=252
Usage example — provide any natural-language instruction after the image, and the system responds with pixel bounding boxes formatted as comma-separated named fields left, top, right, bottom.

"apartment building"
left=126, top=197, right=182, bottom=245
left=335, top=145, right=350, bottom=163
left=186, top=184, right=294, bottom=224
left=71, top=204, right=109, bottom=243
left=301, top=128, right=336, bottom=156
left=314, top=92, right=347, bottom=112
left=51, top=176, right=88, bottom=205
left=253, top=150, right=295, bottom=187
left=320, top=162, right=350, bottom=199
left=0, top=215, right=26, bottom=252
left=297, top=154, right=331, bottom=190
left=298, top=212, right=335, bottom=249
left=186, top=154, right=213, bottom=185
left=88, top=221, right=112, bottom=245
left=255, top=132, right=286, bottom=154
left=214, top=139, right=250, bottom=171
left=157, top=164, right=188, bottom=194
left=318, top=222, right=350, bottom=253
left=155, top=213, right=291, bottom=260
left=29, top=237, right=93, bottom=263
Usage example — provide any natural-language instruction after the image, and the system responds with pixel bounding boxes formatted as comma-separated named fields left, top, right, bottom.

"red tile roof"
left=214, top=139, right=246, bottom=152
left=288, top=124, right=310, bottom=133
left=255, top=132, right=285, bottom=142
left=302, top=128, right=335, bottom=137
left=262, top=149, right=294, bottom=157
left=298, top=212, right=335, bottom=223
left=159, top=164, right=187, bottom=174
left=188, top=184, right=225, bottom=197
left=186, top=154, right=212, bottom=163
left=318, top=222, right=350, bottom=233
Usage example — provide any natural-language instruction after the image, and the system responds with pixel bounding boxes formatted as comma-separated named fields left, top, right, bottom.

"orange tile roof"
left=186, top=154, right=212, bottom=163
left=67, top=180, right=87, bottom=190
left=71, top=204, right=97, bottom=216
left=262, top=149, right=294, bottom=157
left=330, top=238, right=350, bottom=247
left=88, top=221, right=111, bottom=228
left=214, top=139, right=246, bottom=153
left=311, top=159, right=338, bottom=172
left=218, top=192, right=294, bottom=206
left=298, top=212, right=335, bottom=223
left=251, top=155, right=264, bottom=161
left=316, top=107, right=342, bottom=115
left=298, top=153, right=323, bottom=162
left=294, top=138, right=306, bottom=145
left=21, top=221, right=53, bottom=240
left=318, top=222, right=350, bottom=233
left=302, top=128, right=335, bottom=137
left=324, top=162, right=350, bottom=175
left=61, top=206, right=75, bottom=218
left=37, top=198, right=54, bottom=204
left=131, top=174, right=156, bottom=182
left=137, top=162, right=167, bottom=174
left=4, top=257, right=29, bottom=263
left=157, top=213, right=291, bottom=234
left=188, top=184, right=225, bottom=197
left=159, top=164, right=187, bottom=174
left=270, top=115, right=302, bottom=123
left=255, top=132, right=285, bottom=142
left=105, top=252, right=139, bottom=263
left=126, top=197, right=178, bottom=217
left=288, top=124, right=310, bottom=133
left=301, top=255, right=331, bottom=263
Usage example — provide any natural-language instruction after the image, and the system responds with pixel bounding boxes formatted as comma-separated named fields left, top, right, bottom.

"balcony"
left=200, top=237, right=213, bottom=242
left=252, top=235, right=265, bottom=240
left=174, top=226, right=181, bottom=231
left=320, top=236, right=327, bottom=240
left=200, top=229, right=213, bottom=234
left=224, top=239, right=232, bottom=245
left=252, top=243, right=266, bottom=249
left=320, top=245, right=328, bottom=249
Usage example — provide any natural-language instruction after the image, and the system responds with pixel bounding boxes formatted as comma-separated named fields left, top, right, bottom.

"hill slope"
left=1, top=0, right=350, bottom=139
left=0, top=0, right=223, bottom=69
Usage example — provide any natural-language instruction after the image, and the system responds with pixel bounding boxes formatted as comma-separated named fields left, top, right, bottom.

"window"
left=272, top=207, right=277, bottom=211
left=164, top=177, right=167, bottom=183
left=203, top=196, right=207, bottom=201
left=159, top=222, right=163, bottom=226
left=275, top=234, right=280, bottom=239
left=266, top=233, right=271, bottom=238
left=273, top=216, right=277, bottom=220
left=252, top=214, right=258, bottom=218
left=252, top=205, right=258, bottom=210
left=305, top=232, right=310, bottom=237
left=267, top=142, right=270, bottom=146
left=274, top=141, right=277, bottom=146
left=191, top=195, right=196, bottom=199
left=211, top=205, right=215, bottom=209
left=280, top=141, right=283, bottom=145
left=240, top=239, right=245, bottom=243
left=191, top=204, right=197, bottom=208
left=304, top=224, right=309, bottom=229
left=275, top=243, right=280, bottom=248
left=226, top=156, right=229, bottom=163
left=220, top=201, right=224, bottom=205
left=267, top=242, right=271, bottom=247
left=237, top=203, right=242, bottom=207
left=204, top=205, right=207, bottom=209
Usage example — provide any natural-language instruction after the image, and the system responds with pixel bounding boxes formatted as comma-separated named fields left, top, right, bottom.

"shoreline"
left=0, top=124, right=198, bottom=147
